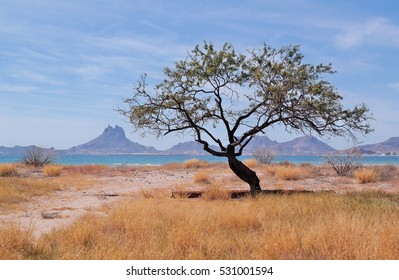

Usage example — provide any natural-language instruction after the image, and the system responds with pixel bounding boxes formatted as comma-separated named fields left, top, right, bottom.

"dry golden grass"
left=266, top=165, right=303, bottom=181
left=0, top=177, right=63, bottom=212
left=43, top=165, right=62, bottom=177
left=202, top=183, right=231, bottom=200
left=62, top=164, right=108, bottom=175
left=2, top=162, right=399, bottom=259
left=2, top=191, right=399, bottom=259
left=0, top=224, right=51, bottom=260
left=0, top=174, right=95, bottom=212
left=243, top=159, right=258, bottom=168
left=183, top=159, right=209, bottom=169
left=354, top=168, right=377, bottom=184
left=0, top=164, right=18, bottom=177
left=193, top=170, right=211, bottom=184
left=137, top=188, right=170, bottom=199
left=161, top=162, right=183, bottom=171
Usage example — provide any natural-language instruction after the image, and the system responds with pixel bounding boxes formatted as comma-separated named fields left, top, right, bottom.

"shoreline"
left=1, top=154, right=399, bottom=166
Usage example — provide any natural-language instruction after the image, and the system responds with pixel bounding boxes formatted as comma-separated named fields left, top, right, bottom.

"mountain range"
left=1, top=125, right=399, bottom=156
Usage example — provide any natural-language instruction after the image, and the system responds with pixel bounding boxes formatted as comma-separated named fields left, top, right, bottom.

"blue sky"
left=1, top=0, right=398, bottom=150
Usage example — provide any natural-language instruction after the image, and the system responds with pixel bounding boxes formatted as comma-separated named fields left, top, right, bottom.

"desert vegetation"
left=0, top=164, right=95, bottom=213
left=0, top=164, right=18, bottom=177
left=0, top=160, right=398, bottom=259
left=21, top=147, right=55, bottom=167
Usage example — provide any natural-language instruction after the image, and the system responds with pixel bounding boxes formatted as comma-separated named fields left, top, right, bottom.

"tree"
left=119, top=42, right=372, bottom=195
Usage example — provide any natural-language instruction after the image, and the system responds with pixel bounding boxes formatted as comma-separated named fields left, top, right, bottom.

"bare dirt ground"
left=1, top=163, right=398, bottom=238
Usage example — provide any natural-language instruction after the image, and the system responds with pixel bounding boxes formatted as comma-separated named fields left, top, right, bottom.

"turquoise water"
left=1, top=154, right=399, bottom=166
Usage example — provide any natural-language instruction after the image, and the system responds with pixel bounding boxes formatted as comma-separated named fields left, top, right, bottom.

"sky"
left=1, top=0, right=399, bottom=150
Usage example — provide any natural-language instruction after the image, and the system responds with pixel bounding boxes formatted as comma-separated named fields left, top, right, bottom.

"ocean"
left=1, top=154, right=399, bottom=166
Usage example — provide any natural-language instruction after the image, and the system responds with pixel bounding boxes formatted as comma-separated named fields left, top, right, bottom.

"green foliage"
left=120, top=42, right=372, bottom=158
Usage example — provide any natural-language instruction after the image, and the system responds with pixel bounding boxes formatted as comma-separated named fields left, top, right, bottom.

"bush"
left=324, top=149, right=362, bottom=176
left=354, top=168, right=377, bottom=184
left=0, top=165, right=18, bottom=177
left=251, top=148, right=275, bottom=164
left=21, top=147, right=55, bottom=167
left=43, top=165, right=62, bottom=177
left=372, top=165, right=397, bottom=181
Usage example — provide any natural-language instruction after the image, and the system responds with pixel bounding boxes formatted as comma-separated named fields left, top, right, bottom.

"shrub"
left=21, top=147, right=55, bottom=167
left=324, top=149, right=362, bottom=176
left=251, top=148, right=275, bottom=164
left=0, top=165, right=18, bottom=177
left=183, top=159, right=209, bottom=169
left=372, top=165, right=397, bottom=181
left=354, top=168, right=377, bottom=184
left=43, top=165, right=62, bottom=177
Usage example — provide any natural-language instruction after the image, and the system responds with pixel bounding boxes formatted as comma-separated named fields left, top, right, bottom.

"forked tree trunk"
left=227, top=156, right=261, bottom=195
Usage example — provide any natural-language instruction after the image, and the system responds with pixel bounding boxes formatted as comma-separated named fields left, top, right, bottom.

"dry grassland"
left=0, top=161, right=399, bottom=260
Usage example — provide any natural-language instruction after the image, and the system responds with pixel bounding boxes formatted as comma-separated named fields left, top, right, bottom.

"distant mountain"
left=164, top=141, right=217, bottom=155
left=67, top=125, right=158, bottom=155
left=274, top=136, right=336, bottom=155
left=165, top=135, right=335, bottom=156
left=0, top=145, right=36, bottom=156
left=2, top=124, right=398, bottom=157
left=357, top=137, right=399, bottom=155
left=246, top=135, right=279, bottom=151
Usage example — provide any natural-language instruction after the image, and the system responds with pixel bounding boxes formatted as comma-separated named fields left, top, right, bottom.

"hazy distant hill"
left=164, top=141, right=209, bottom=155
left=164, top=135, right=335, bottom=156
left=246, top=135, right=279, bottom=151
left=67, top=125, right=158, bottom=155
left=2, top=125, right=399, bottom=156
left=274, top=136, right=336, bottom=155
left=0, top=145, right=36, bottom=156
left=357, top=137, right=399, bottom=154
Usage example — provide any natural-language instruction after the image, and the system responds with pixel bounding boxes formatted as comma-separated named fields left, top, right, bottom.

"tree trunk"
left=227, top=156, right=262, bottom=195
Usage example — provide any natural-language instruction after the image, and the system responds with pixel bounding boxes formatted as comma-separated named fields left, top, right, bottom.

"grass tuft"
left=193, top=170, right=211, bottom=184
left=202, top=183, right=230, bottom=200
left=354, top=168, right=377, bottom=184
left=0, top=165, right=18, bottom=177
left=266, top=165, right=302, bottom=181
left=43, top=165, right=62, bottom=177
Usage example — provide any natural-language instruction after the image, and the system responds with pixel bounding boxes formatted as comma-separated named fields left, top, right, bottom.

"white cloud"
left=0, top=85, right=39, bottom=94
left=335, top=17, right=399, bottom=49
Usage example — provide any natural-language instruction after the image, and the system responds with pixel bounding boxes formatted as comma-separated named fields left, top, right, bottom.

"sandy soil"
left=1, top=164, right=398, bottom=238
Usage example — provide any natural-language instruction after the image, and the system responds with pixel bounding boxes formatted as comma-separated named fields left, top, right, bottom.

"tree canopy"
left=119, top=42, right=373, bottom=193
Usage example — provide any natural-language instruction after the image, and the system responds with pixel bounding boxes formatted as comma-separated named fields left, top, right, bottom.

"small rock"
left=41, top=211, right=61, bottom=219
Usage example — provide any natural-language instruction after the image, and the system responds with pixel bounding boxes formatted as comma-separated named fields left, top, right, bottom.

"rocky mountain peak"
left=102, top=125, right=126, bottom=140
left=67, top=125, right=157, bottom=154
